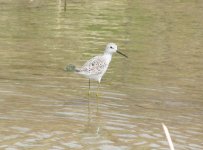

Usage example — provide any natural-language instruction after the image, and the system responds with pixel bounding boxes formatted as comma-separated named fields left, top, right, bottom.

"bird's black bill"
left=117, top=51, right=128, bottom=58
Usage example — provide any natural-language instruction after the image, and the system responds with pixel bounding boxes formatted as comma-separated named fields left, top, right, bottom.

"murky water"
left=0, top=0, right=203, bottom=149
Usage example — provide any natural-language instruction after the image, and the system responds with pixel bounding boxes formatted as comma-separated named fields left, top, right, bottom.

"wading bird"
left=65, top=43, right=128, bottom=96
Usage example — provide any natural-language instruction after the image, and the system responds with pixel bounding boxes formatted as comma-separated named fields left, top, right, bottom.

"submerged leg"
left=88, top=79, right=90, bottom=96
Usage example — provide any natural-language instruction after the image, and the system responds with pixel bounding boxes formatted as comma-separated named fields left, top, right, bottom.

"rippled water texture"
left=0, top=0, right=203, bottom=149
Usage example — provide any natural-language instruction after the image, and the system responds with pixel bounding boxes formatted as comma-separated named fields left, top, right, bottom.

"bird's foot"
left=96, top=93, right=102, bottom=97
left=88, top=91, right=91, bottom=96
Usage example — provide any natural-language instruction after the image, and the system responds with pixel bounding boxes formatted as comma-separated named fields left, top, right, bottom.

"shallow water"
left=0, top=0, right=203, bottom=149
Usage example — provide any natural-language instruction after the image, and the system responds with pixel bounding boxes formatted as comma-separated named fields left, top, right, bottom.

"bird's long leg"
left=88, top=79, right=91, bottom=123
left=88, top=79, right=91, bottom=96
left=96, top=82, right=100, bottom=97
left=96, top=82, right=101, bottom=112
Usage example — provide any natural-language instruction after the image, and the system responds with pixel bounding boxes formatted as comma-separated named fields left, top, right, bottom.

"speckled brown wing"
left=79, top=55, right=108, bottom=75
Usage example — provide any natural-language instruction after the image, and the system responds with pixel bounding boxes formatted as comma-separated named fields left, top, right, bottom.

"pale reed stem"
left=162, top=123, right=175, bottom=150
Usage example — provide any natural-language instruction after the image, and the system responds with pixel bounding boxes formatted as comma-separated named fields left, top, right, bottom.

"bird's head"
left=105, top=43, right=128, bottom=58
left=105, top=43, right=118, bottom=53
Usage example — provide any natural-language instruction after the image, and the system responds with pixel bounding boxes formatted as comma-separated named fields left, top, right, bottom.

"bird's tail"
left=64, top=64, right=76, bottom=72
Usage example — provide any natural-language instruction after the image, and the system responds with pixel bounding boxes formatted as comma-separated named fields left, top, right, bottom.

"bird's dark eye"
left=110, top=46, right=113, bottom=49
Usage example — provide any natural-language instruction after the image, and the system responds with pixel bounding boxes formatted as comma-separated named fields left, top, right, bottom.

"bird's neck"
left=103, top=52, right=112, bottom=63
